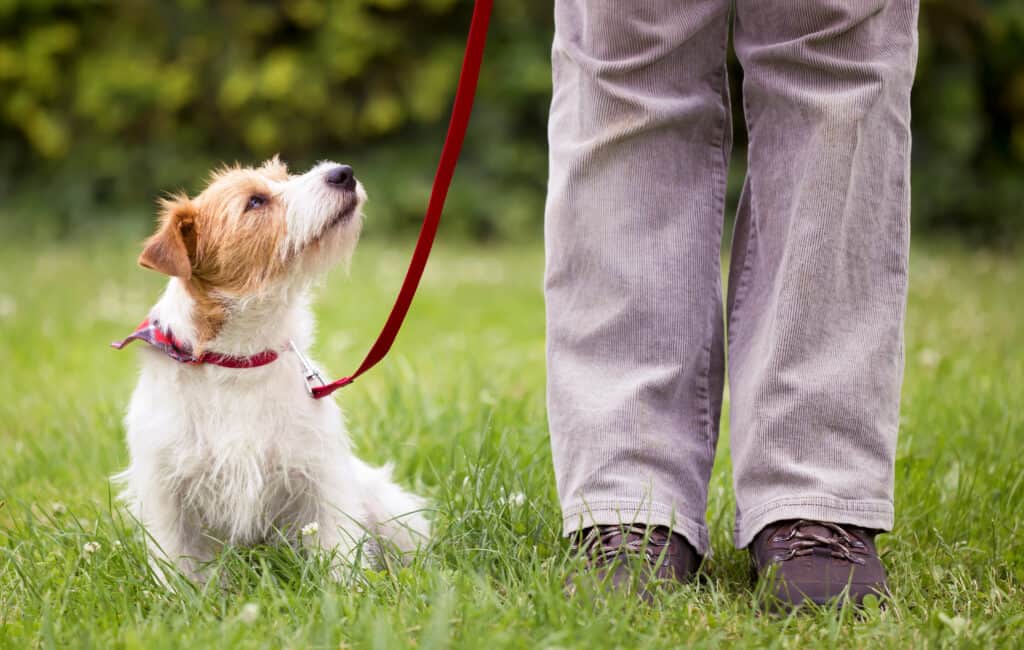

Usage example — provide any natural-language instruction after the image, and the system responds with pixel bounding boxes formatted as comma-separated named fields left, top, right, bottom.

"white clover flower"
left=51, top=502, right=67, bottom=516
left=238, top=603, right=260, bottom=623
left=113, top=540, right=123, bottom=548
left=300, top=522, right=319, bottom=538
left=82, top=541, right=101, bottom=555
left=507, top=492, right=526, bottom=507
left=0, top=294, right=16, bottom=320
left=918, top=348, right=941, bottom=368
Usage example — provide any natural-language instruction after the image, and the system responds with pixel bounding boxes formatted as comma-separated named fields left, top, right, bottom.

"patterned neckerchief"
left=111, top=318, right=280, bottom=369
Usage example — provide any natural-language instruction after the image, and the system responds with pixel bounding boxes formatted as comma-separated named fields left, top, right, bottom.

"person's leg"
left=546, top=0, right=732, bottom=557
left=728, top=0, right=919, bottom=550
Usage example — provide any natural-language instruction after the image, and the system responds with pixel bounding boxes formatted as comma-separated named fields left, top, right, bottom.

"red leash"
left=310, top=0, right=493, bottom=399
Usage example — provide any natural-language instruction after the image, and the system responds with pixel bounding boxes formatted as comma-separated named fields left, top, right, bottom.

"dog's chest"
left=176, top=445, right=313, bottom=542
left=138, top=360, right=343, bottom=541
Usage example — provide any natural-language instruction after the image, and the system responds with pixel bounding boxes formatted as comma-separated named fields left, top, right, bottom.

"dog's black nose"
left=326, top=164, right=356, bottom=191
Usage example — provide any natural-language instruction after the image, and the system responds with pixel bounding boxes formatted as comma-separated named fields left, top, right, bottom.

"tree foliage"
left=0, top=0, right=1020, bottom=241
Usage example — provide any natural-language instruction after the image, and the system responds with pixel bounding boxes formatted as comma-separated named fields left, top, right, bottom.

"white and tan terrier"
left=114, top=157, right=429, bottom=582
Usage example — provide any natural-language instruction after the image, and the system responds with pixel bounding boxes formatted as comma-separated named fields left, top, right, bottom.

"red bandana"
left=111, top=318, right=279, bottom=369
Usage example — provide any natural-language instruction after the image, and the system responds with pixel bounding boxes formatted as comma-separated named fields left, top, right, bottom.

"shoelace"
left=581, top=525, right=670, bottom=565
left=772, top=520, right=869, bottom=565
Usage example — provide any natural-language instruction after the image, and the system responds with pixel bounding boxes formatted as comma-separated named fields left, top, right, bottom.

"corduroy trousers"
left=544, top=0, right=919, bottom=554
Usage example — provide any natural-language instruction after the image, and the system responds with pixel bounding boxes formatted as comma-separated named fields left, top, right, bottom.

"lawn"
left=1, top=227, right=1022, bottom=648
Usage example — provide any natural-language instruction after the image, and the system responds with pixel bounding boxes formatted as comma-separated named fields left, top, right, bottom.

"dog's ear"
left=139, top=196, right=197, bottom=279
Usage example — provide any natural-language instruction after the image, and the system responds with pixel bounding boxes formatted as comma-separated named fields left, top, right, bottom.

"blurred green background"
left=1, top=0, right=1022, bottom=243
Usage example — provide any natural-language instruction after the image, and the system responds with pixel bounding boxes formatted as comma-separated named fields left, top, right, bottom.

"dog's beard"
left=292, top=208, right=363, bottom=281
left=310, top=200, right=360, bottom=245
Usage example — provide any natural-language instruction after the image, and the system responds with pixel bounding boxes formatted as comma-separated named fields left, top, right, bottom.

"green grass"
left=1, top=229, right=1022, bottom=649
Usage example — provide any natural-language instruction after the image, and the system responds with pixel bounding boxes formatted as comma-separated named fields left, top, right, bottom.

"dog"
left=113, top=157, right=429, bottom=582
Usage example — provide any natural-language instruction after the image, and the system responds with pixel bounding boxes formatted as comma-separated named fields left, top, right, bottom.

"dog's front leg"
left=134, top=486, right=216, bottom=586
left=302, top=505, right=375, bottom=582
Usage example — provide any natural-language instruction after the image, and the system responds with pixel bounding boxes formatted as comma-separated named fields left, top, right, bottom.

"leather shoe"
left=567, top=524, right=700, bottom=601
left=750, top=519, right=890, bottom=611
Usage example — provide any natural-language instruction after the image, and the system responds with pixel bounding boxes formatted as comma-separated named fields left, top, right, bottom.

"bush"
left=911, top=0, right=1024, bottom=243
left=0, top=0, right=552, bottom=239
left=0, top=0, right=1020, bottom=243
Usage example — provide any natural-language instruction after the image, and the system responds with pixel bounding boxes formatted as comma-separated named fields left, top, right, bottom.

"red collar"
left=111, top=318, right=280, bottom=369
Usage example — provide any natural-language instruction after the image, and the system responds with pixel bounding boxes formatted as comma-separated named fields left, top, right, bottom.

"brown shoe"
left=566, top=524, right=701, bottom=601
left=750, top=519, right=890, bottom=610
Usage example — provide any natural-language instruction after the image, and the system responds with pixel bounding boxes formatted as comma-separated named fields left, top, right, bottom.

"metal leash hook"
left=289, top=340, right=326, bottom=396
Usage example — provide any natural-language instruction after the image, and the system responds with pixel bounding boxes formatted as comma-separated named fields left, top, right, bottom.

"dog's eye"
left=245, top=195, right=268, bottom=212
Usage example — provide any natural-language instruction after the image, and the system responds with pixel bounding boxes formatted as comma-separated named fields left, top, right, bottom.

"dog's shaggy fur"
left=116, top=157, right=429, bottom=582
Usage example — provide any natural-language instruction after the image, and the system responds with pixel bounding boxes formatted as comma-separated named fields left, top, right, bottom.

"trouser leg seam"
left=703, top=9, right=732, bottom=459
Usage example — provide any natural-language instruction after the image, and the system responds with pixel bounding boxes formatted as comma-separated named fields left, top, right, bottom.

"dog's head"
left=139, top=156, right=365, bottom=296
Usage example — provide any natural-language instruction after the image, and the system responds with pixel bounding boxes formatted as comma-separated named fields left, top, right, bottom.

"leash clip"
left=289, top=340, right=326, bottom=397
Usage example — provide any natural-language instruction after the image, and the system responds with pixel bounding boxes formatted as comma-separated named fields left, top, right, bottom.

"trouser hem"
left=734, top=495, right=894, bottom=549
left=562, top=499, right=710, bottom=557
